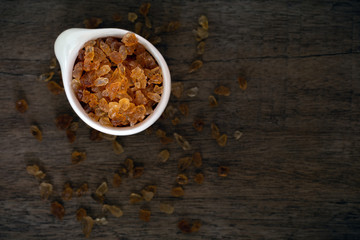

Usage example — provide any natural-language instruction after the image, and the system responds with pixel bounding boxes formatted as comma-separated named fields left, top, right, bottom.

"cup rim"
left=56, top=28, right=171, bottom=136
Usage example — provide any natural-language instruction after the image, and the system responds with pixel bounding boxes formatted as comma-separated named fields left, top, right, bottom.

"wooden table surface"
left=1, top=0, right=360, bottom=239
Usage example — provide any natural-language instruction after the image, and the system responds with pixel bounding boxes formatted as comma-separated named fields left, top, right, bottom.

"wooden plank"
left=1, top=0, right=360, bottom=239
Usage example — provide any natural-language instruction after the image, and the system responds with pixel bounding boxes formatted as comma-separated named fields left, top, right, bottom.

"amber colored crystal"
left=139, top=209, right=151, bottom=222
left=113, top=173, right=122, bottom=187
left=189, top=60, right=203, bottom=73
left=208, top=95, right=218, bottom=107
left=76, top=183, right=89, bottom=197
left=130, top=193, right=143, bottom=204
left=30, top=125, right=42, bottom=141
left=171, top=186, right=184, bottom=197
left=82, top=216, right=94, bottom=237
left=71, top=151, right=86, bottom=164
left=55, top=114, right=73, bottom=130
left=39, top=182, right=53, bottom=200
left=51, top=201, right=65, bottom=220
left=211, top=123, right=220, bottom=139
left=133, top=166, right=144, bottom=178
left=217, top=134, right=228, bottom=147
left=198, top=15, right=208, bottom=30
left=76, top=208, right=87, bottom=221
left=194, top=172, right=204, bottom=184
left=128, top=12, right=138, bottom=22
left=178, top=157, right=192, bottom=171
left=159, top=202, right=174, bottom=214
left=72, top=33, right=162, bottom=128
left=174, top=133, right=191, bottom=151
left=218, top=166, right=230, bottom=177
left=193, top=119, right=204, bottom=132
left=62, top=183, right=73, bottom=201
left=139, top=3, right=151, bottom=16
left=83, top=17, right=103, bottom=29
left=238, top=76, right=247, bottom=90
left=176, top=174, right=188, bottom=185
left=47, top=81, right=64, bottom=95
left=158, top=149, right=170, bottom=163
left=178, top=103, right=189, bottom=116
left=15, top=99, right=28, bottom=113
left=95, top=182, right=108, bottom=196
left=214, top=86, right=230, bottom=96
left=103, top=204, right=123, bottom=217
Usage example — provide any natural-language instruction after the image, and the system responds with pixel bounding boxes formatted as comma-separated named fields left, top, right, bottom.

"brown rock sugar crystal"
left=15, top=99, right=28, bottom=113
left=51, top=201, right=65, bottom=220
left=72, top=32, right=163, bottom=127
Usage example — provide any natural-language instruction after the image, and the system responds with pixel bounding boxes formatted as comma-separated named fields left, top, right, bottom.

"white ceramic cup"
left=54, top=28, right=171, bottom=136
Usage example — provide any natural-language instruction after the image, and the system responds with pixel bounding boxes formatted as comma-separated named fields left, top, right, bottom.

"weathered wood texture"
left=1, top=0, right=360, bottom=239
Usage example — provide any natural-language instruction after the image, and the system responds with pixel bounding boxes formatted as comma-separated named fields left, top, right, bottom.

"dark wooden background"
left=1, top=0, right=360, bottom=239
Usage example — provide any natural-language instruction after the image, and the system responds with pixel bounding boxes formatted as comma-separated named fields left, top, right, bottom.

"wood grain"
left=1, top=0, right=360, bottom=239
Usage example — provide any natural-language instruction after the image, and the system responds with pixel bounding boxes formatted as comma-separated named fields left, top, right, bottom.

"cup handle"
left=54, top=28, right=94, bottom=74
